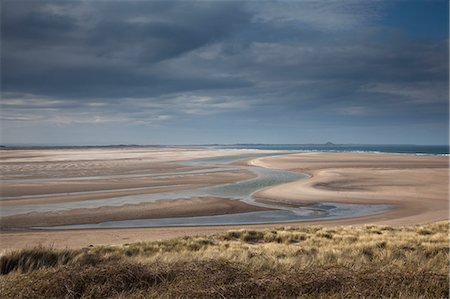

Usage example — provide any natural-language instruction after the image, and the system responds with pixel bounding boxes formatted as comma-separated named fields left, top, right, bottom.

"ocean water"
left=4, top=144, right=447, bottom=155
left=209, top=144, right=449, bottom=155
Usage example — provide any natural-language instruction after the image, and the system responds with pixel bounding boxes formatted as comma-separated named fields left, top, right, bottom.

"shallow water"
left=40, top=203, right=391, bottom=229
left=1, top=151, right=392, bottom=228
left=0, top=165, right=306, bottom=216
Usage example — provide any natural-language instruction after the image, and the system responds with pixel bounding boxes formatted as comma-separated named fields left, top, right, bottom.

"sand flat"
left=1, top=147, right=262, bottom=206
left=1, top=170, right=253, bottom=202
left=1, top=149, right=448, bottom=250
left=0, top=197, right=273, bottom=230
left=251, top=152, right=448, bottom=225
left=1, top=148, right=265, bottom=231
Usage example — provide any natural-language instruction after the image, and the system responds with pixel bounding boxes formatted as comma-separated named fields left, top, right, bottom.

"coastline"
left=1, top=148, right=448, bottom=250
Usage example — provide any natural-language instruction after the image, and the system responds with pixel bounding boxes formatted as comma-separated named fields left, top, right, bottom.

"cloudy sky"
left=1, top=0, right=448, bottom=145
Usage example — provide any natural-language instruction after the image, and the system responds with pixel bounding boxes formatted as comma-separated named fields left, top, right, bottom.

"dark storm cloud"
left=1, top=0, right=448, bottom=144
left=2, top=1, right=252, bottom=98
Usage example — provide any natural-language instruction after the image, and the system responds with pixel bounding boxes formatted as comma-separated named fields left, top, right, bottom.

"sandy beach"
left=251, top=152, right=448, bottom=225
left=0, top=148, right=448, bottom=250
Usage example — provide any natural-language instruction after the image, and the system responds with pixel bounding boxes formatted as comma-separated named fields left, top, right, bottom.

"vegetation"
left=1, top=222, right=448, bottom=298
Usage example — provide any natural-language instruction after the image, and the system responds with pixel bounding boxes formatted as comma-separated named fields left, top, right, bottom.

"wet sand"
left=1, top=197, right=273, bottom=230
left=1, top=170, right=253, bottom=206
left=0, top=148, right=264, bottom=231
left=251, top=152, right=448, bottom=226
left=1, top=149, right=448, bottom=250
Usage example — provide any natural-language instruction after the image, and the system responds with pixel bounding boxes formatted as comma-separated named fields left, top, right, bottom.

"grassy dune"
left=1, top=222, right=448, bottom=298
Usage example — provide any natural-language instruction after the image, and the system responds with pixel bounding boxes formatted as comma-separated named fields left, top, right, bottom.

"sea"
left=207, top=144, right=449, bottom=155
left=2, top=144, right=448, bottom=155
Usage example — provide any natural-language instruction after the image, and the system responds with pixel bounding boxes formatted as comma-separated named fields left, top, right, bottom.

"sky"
left=1, top=0, right=448, bottom=145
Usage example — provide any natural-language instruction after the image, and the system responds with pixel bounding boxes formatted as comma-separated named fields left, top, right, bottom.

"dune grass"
left=0, top=221, right=448, bottom=298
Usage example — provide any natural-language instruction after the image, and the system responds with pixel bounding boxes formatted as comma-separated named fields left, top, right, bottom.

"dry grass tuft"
left=1, top=221, right=448, bottom=298
left=0, top=246, right=103, bottom=275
